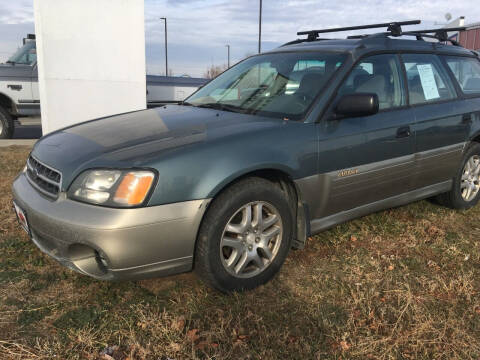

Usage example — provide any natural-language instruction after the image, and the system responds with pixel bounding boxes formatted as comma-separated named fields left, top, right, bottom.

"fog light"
left=96, top=251, right=109, bottom=269
left=69, top=244, right=108, bottom=277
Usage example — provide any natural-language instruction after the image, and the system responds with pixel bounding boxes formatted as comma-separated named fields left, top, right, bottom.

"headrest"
left=354, top=74, right=373, bottom=90
left=298, top=73, right=324, bottom=94
left=356, top=75, right=386, bottom=94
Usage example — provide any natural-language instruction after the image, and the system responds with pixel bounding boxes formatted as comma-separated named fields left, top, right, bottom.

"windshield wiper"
left=6, top=60, right=15, bottom=65
left=196, top=103, right=247, bottom=114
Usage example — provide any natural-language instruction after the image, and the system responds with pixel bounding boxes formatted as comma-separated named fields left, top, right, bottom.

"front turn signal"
left=113, top=171, right=155, bottom=206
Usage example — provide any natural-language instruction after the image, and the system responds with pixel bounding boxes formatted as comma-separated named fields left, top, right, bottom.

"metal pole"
left=258, top=0, right=262, bottom=53
left=160, top=17, right=168, bottom=76
left=226, top=44, right=230, bottom=68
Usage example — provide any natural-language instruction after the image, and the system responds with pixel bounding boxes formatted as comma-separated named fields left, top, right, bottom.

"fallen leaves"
left=185, top=328, right=220, bottom=351
left=340, top=341, right=351, bottom=351
left=171, top=316, right=185, bottom=332
left=186, top=328, right=200, bottom=342
left=331, top=339, right=352, bottom=353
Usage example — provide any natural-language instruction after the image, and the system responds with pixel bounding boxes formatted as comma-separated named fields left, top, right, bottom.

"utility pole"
left=258, top=0, right=262, bottom=53
left=160, top=17, right=168, bottom=76
left=225, top=44, right=230, bottom=68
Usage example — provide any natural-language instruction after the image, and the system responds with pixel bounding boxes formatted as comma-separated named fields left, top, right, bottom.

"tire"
left=437, top=143, right=480, bottom=210
left=0, top=106, right=14, bottom=139
left=194, top=177, right=294, bottom=292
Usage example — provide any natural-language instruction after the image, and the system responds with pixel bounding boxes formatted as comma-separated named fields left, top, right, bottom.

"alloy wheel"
left=461, top=155, right=480, bottom=202
left=220, top=201, right=283, bottom=278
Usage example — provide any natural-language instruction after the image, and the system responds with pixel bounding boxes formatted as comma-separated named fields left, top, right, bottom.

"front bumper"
left=12, top=173, right=210, bottom=280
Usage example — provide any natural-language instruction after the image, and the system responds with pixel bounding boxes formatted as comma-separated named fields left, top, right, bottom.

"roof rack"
left=283, top=21, right=467, bottom=48
left=297, top=20, right=421, bottom=41
left=345, top=27, right=467, bottom=45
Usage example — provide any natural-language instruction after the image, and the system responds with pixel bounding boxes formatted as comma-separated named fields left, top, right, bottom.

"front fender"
left=147, top=121, right=318, bottom=205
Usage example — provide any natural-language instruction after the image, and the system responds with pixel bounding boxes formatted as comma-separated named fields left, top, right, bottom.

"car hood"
left=32, top=105, right=284, bottom=187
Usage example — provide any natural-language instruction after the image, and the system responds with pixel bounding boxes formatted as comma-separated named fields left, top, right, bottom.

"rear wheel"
left=438, top=143, right=480, bottom=210
left=0, top=106, right=14, bottom=139
left=194, top=177, right=293, bottom=292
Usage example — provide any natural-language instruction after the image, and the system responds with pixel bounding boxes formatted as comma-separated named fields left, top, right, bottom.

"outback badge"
left=338, top=169, right=359, bottom=177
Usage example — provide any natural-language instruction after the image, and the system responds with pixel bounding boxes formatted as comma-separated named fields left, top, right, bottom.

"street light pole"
left=160, top=17, right=168, bottom=76
left=258, top=0, right=262, bottom=53
left=225, top=44, right=230, bottom=68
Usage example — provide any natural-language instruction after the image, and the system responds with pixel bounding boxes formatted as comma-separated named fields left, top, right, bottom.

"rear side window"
left=444, top=56, right=480, bottom=95
left=337, top=54, right=406, bottom=110
left=402, top=54, right=456, bottom=105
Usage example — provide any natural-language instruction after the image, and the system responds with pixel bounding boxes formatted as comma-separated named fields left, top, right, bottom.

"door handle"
left=462, top=114, right=472, bottom=124
left=396, top=126, right=411, bottom=138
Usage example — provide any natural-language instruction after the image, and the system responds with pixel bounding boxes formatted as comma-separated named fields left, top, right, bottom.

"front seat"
left=355, top=75, right=388, bottom=108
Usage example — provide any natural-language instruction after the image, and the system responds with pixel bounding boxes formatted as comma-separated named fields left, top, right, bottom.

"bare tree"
left=204, top=64, right=227, bottom=79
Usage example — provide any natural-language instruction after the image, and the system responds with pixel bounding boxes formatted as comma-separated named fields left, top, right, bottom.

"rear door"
left=442, top=54, right=480, bottom=136
left=315, top=53, right=416, bottom=218
left=402, top=53, right=468, bottom=189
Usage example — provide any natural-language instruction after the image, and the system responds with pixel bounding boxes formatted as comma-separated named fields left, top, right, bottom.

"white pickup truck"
left=0, top=35, right=207, bottom=139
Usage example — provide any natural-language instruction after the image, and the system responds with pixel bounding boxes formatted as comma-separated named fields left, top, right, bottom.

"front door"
left=313, top=54, right=416, bottom=219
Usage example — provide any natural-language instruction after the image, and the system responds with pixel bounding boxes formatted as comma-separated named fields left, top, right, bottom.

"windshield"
left=7, top=41, right=37, bottom=65
left=186, top=51, right=346, bottom=120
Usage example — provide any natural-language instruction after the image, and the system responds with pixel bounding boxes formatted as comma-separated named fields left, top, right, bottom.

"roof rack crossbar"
left=402, top=27, right=466, bottom=42
left=297, top=20, right=420, bottom=39
left=346, top=27, right=466, bottom=43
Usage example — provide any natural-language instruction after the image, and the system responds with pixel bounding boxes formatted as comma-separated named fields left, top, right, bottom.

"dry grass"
left=0, top=146, right=479, bottom=359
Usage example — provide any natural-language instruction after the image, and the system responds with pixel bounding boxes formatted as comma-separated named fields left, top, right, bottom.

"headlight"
left=68, top=169, right=156, bottom=207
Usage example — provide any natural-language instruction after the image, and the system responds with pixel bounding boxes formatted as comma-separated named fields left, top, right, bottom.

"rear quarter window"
left=443, top=56, right=480, bottom=96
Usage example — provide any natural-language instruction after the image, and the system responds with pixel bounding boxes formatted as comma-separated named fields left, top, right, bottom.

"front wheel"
left=194, top=177, right=293, bottom=292
left=437, top=143, right=480, bottom=210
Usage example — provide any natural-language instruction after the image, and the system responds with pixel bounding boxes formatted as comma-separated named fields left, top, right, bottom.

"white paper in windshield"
left=417, top=64, right=440, bottom=100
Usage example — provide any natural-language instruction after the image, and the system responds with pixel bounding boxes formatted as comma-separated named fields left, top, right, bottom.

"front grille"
left=26, top=155, right=62, bottom=198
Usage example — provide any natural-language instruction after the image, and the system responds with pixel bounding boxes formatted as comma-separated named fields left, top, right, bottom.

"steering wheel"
left=289, top=92, right=314, bottom=112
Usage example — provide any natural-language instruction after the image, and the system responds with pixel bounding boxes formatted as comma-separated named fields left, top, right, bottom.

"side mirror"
left=334, top=93, right=379, bottom=118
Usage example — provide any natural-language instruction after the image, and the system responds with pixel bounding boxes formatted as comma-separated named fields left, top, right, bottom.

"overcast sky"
left=1, top=0, right=479, bottom=77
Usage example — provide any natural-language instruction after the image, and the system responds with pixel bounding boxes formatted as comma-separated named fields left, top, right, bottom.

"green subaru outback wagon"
left=12, top=21, right=480, bottom=292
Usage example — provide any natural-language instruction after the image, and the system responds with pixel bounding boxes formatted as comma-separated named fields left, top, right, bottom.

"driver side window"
left=338, top=54, right=406, bottom=110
